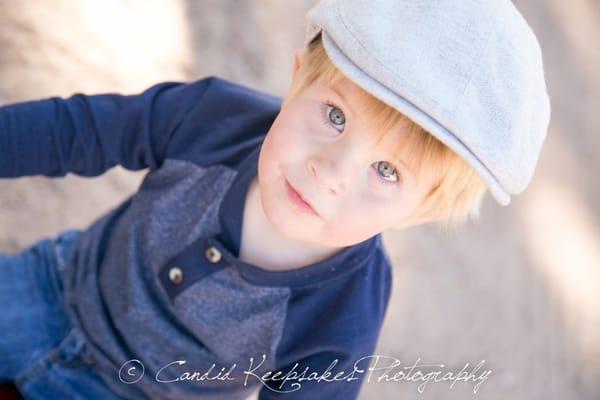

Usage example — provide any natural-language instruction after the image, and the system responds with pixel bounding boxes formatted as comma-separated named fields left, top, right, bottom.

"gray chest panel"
left=65, top=159, right=291, bottom=398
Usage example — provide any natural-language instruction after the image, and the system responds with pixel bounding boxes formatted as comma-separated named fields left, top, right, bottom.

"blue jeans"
left=0, top=230, right=122, bottom=399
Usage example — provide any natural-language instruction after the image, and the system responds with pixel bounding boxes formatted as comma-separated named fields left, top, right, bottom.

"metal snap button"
left=204, top=246, right=222, bottom=263
left=83, top=353, right=96, bottom=366
left=169, top=266, right=183, bottom=284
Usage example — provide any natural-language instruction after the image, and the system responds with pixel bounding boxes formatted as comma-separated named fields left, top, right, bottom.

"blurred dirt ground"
left=0, top=1, right=598, bottom=399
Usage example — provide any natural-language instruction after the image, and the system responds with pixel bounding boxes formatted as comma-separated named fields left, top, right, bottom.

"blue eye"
left=373, top=161, right=400, bottom=184
left=321, top=102, right=345, bottom=132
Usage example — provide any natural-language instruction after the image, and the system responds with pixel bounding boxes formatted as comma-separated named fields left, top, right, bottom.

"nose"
left=306, top=151, right=357, bottom=196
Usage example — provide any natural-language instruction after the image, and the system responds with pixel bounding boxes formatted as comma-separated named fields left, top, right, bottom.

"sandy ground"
left=0, top=1, right=598, bottom=399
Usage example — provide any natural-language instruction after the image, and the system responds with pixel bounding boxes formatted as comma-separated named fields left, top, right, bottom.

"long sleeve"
left=0, top=77, right=215, bottom=178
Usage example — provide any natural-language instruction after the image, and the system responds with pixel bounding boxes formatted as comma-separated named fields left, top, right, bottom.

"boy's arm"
left=0, top=78, right=215, bottom=178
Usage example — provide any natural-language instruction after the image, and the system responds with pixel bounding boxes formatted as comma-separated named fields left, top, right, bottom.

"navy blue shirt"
left=0, top=77, right=393, bottom=399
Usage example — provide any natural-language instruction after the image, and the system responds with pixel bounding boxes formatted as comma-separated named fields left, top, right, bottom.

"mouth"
left=285, top=179, right=321, bottom=218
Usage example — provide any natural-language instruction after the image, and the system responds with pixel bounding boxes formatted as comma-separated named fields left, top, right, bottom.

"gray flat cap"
left=305, top=0, right=551, bottom=206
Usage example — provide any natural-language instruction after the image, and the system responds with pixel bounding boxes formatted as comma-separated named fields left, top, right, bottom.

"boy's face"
left=257, top=50, right=439, bottom=248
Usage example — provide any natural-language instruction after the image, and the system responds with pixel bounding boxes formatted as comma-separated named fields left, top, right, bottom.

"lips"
left=285, top=179, right=320, bottom=218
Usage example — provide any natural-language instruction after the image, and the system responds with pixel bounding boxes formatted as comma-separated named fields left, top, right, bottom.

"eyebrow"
left=385, top=140, right=418, bottom=178
left=328, top=86, right=356, bottom=118
left=395, top=157, right=416, bottom=178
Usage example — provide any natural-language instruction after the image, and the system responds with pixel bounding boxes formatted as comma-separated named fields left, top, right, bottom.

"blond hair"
left=288, top=35, right=488, bottom=232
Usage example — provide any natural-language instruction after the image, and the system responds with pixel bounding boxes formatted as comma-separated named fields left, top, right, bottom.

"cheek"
left=261, top=119, right=314, bottom=173
left=355, top=195, right=408, bottom=229
left=258, top=127, right=297, bottom=187
left=263, top=124, right=296, bottom=161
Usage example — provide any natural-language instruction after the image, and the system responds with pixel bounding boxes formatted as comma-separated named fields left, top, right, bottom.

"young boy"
left=0, top=0, right=550, bottom=399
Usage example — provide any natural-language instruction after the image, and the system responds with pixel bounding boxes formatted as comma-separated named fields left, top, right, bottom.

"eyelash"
left=320, top=100, right=344, bottom=132
left=319, top=99, right=402, bottom=186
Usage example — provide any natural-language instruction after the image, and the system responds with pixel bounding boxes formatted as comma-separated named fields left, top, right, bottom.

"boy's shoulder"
left=159, top=75, right=283, bottom=170
left=205, top=76, right=283, bottom=107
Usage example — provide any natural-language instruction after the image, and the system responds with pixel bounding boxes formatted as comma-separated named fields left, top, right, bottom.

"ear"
left=292, top=49, right=303, bottom=79
left=283, top=49, right=305, bottom=107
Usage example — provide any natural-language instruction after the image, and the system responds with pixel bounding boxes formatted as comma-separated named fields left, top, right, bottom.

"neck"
left=239, top=177, right=342, bottom=271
